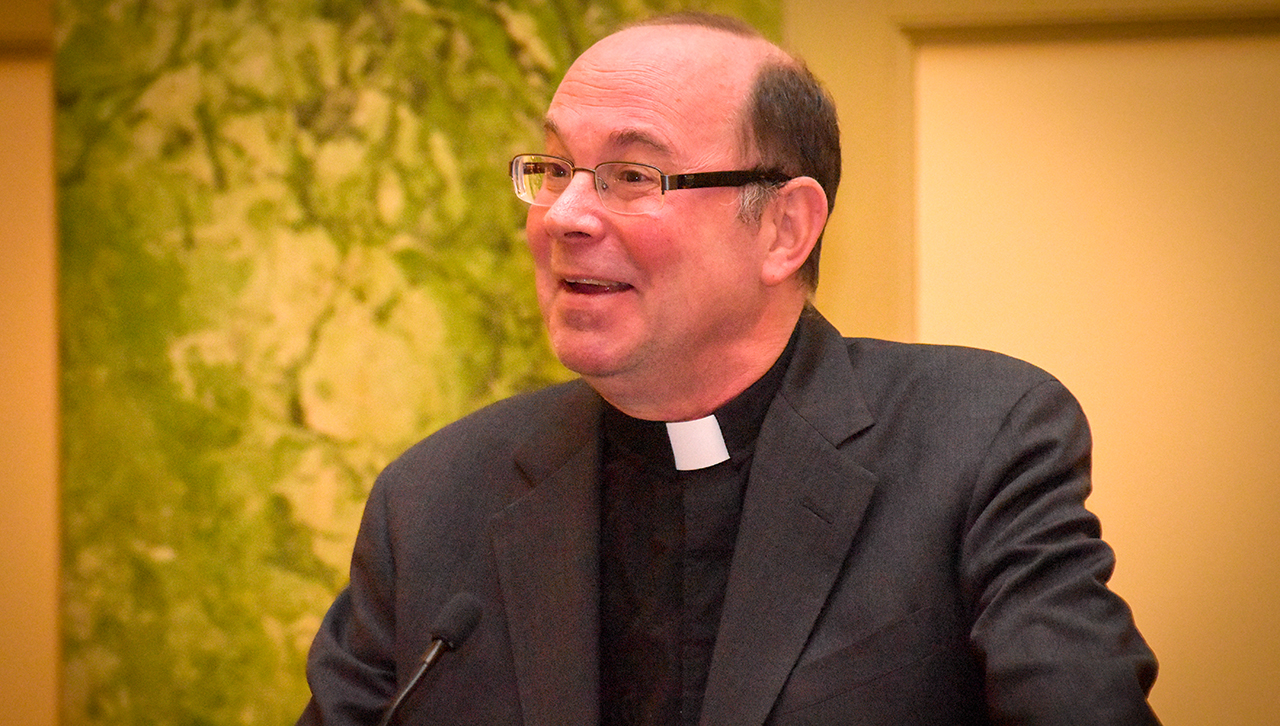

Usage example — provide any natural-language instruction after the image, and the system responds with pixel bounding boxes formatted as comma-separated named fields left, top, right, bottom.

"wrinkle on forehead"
left=548, top=67, right=693, bottom=149
left=543, top=116, right=674, bottom=159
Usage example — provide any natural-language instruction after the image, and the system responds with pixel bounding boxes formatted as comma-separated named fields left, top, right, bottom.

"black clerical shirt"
left=599, top=333, right=796, bottom=726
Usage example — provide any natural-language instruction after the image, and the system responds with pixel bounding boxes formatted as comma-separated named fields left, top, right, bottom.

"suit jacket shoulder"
left=846, top=336, right=1064, bottom=412
left=708, top=312, right=1156, bottom=725
left=381, top=378, right=598, bottom=488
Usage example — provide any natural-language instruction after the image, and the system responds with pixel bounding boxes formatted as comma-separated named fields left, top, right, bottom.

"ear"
left=759, top=176, right=829, bottom=287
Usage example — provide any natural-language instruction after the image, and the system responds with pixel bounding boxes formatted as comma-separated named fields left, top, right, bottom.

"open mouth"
left=562, top=278, right=633, bottom=295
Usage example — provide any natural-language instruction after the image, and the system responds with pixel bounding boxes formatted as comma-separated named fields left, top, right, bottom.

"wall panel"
left=916, top=32, right=1280, bottom=723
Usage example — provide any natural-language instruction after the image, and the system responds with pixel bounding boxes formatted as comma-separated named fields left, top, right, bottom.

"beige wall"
left=2, top=8, right=58, bottom=726
left=915, top=34, right=1280, bottom=722
left=1, top=17, right=59, bottom=726
left=790, top=1, right=1279, bottom=723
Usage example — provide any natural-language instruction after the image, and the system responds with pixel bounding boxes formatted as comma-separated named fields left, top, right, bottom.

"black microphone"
left=376, top=592, right=482, bottom=726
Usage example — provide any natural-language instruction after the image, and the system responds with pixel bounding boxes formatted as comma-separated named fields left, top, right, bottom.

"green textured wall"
left=55, top=0, right=779, bottom=723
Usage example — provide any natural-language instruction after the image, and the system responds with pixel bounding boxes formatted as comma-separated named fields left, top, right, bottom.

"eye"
left=602, top=163, right=659, bottom=186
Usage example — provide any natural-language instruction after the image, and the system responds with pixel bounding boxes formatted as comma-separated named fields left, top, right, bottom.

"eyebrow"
left=542, top=118, right=673, bottom=159
left=607, top=128, right=672, bottom=156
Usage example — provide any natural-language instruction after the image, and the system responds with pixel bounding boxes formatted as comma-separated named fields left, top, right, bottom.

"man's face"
left=526, top=26, right=780, bottom=412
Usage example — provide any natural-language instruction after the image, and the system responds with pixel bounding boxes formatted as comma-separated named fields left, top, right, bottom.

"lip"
left=560, top=277, right=634, bottom=295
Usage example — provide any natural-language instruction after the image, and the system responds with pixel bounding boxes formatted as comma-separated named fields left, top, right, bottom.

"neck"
left=597, top=365, right=763, bottom=421
left=590, top=304, right=802, bottom=421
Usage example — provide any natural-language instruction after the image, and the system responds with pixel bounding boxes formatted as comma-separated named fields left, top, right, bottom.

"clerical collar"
left=601, top=324, right=799, bottom=472
left=665, top=416, right=729, bottom=470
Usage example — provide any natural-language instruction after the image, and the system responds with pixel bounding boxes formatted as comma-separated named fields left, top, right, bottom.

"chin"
left=548, top=336, right=628, bottom=380
left=552, top=349, right=617, bottom=379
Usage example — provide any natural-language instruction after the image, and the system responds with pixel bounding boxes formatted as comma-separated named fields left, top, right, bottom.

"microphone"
left=376, top=592, right=482, bottom=726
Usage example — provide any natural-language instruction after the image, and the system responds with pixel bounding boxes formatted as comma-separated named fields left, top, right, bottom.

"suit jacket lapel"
left=490, top=383, right=602, bottom=726
left=700, top=313, right=878, bottom=726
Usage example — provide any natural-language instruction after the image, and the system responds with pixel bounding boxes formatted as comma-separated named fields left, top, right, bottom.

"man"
left=299, top=12, right=1158, bottom=725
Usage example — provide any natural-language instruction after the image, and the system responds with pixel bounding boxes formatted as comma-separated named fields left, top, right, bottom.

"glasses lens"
left=596, top=163, right=663, bottom=213
left=511, top=156, right=665, bottom=214
left=514, top=156, right=572, bottom=206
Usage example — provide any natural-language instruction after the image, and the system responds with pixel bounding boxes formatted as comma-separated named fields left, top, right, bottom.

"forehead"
left=545, top=25, right=776, bottom=163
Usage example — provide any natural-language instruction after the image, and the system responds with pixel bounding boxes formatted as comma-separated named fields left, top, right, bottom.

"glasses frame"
left=509, top=153, right=792, bottom=215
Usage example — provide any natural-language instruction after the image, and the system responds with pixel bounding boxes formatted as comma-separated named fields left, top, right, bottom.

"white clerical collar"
left=665, top=414, right=730, bottom=471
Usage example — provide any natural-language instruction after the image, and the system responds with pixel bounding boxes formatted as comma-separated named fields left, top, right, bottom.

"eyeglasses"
left=509, top=154, right=791, bottom=215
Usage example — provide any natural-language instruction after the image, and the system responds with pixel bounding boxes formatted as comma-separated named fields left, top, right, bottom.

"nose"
left=538, top=168, right=606, bottom=239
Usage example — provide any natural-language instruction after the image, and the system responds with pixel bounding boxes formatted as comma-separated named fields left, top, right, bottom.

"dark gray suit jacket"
left=299, top=311, right=1158, bottom=725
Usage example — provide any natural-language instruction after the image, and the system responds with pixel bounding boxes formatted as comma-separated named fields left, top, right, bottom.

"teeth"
left=563, top=277, right=630, bottom=293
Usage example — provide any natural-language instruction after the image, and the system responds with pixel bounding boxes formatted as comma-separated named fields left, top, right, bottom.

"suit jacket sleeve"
left=297, top=471, right=399, bottom=726
left=959, top=377, right=1158, bottom=724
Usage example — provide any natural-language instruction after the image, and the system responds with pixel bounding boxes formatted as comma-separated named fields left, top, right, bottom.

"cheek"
left=524, top=206, right=544, bottom=246
left=622, top=209, right=715, bottom=270
left=524, top=212, right=551, bottom=264
left=523, top=216, right=555, bottom=306
left=641, top=213, right=747, bottom=286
